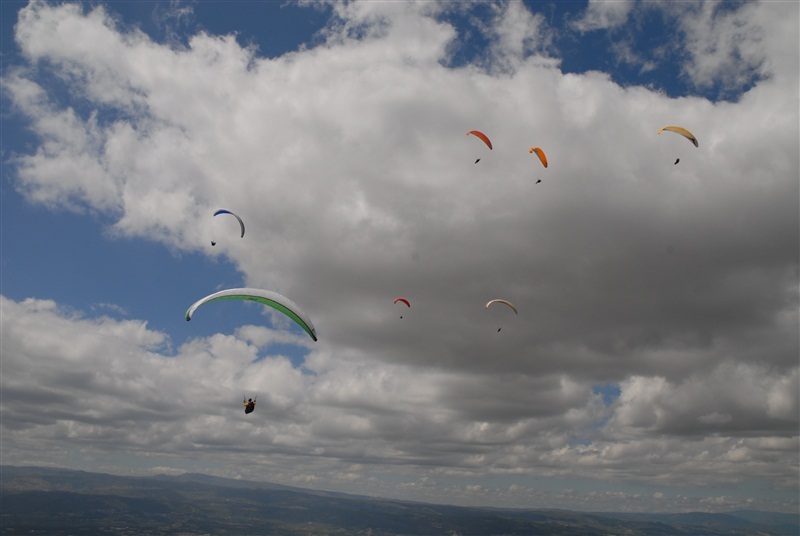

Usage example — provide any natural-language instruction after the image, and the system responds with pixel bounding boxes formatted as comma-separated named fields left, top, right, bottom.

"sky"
left=1, top=0, right=798, bottom=515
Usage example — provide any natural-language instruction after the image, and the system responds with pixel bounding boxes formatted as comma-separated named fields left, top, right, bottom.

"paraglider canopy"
left=467, top=130, right=493, bottom=150
left=658, top=126, right=698, bottom=148
left=186, top=288, right=318, bottom=342
left=484, top=299, right=518, bottom=314
left=529, top=147, right=548, bottom=168
left=213, top=209, right=245, bottom=237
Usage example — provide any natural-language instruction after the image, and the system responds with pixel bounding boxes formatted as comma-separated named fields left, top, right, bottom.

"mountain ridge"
left=2, top=465, right=797, bottom=535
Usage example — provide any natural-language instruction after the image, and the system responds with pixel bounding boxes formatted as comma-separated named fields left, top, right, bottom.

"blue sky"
left=1, top=0, right=798, bottom=514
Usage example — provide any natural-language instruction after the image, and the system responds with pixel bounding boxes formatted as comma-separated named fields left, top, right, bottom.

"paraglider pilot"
left=244, top=397, right=256, bottom=414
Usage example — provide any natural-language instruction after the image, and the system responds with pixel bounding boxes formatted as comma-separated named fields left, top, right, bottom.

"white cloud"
left=610, top=364, right=799, bottom=437
left=571, top=1, right=799, bottom=99
left=571, top=0, right=634, bottom=32
left=1, top=0, right=797, bottom=512
left=671, top=0, right=796, bottom=93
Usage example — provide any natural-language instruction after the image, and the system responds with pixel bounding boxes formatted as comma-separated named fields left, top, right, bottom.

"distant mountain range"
left=1, top=465, right=797, bottom=535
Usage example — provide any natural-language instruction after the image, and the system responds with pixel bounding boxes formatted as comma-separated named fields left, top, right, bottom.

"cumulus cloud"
left=1, top=0, right=797, bottom=512
left=610, top=366, right=799, bottom=437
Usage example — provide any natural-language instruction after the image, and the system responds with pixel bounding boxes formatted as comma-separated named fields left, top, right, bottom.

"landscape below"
left=1, top=466, right=797, bottom=535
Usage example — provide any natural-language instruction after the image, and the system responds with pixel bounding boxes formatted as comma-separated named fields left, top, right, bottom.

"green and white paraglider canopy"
left=185, top=287, right=317, bottom=342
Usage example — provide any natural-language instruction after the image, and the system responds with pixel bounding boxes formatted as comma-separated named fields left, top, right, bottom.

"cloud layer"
left=2, top=0, right=798, bottom=513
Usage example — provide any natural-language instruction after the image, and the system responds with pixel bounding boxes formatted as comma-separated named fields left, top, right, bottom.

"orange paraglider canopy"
left=467, top=130, right=493, bottom=150
left=529, top=147, right=548, bottom=168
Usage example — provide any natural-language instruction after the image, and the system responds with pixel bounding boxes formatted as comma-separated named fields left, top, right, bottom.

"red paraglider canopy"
left=467, top=130, right=493, bottom=150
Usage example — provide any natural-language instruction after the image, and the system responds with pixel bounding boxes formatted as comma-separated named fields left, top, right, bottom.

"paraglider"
left=658, top=126, right=698, bottom=147
left=244, top=396, right=256, bottom=414
left=529, top=146, right=548, bottom=184
left=467, top=130, right=492, bottom=162
left=185, top=288, right=318, bottom=342
left=658, top=126, right=697, bottom=165
left=484, top=299, right=517, bottom=332
left=393, top=297, right=410, bottom=318
left=211, top=209, right=245, bottom=246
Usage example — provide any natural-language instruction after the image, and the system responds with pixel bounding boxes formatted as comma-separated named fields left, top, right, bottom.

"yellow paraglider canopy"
left=658, top=126, right=698, bottom=148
